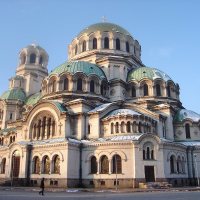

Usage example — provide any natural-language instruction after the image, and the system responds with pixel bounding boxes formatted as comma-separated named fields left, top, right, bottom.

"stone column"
left=109, top=159, right=112, bottom=174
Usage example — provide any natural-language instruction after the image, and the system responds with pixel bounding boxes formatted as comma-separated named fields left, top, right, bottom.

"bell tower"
left=14, top=44, right=49, bottom=96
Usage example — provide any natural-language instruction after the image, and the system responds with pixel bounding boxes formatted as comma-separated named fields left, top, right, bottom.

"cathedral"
left=0, top=22, right=200, bottom=188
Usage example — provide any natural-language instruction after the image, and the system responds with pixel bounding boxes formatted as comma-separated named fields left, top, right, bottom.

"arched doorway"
left=11, top=150, right=20, bottom=178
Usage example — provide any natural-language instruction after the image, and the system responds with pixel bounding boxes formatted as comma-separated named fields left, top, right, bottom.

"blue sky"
left=0, top=0, right=200, bottom=113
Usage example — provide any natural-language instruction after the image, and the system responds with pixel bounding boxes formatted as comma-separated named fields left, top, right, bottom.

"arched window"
left=39, top=56, right=43, bottom=65
left=116, top=38, right=120, bottom=50
left=30, top=53, right=36, bottom=64
left=77, top=78, right=83, bottom=91
left=12, top=136, right=15, bottom=142
left=126, top=42, right=130, bottom=52
left=47, top=118, right=51, bottom=138
left=52, top=80, right=56, bottom=92
left=63, top=78, right=69, bottom=91
left=42, top=117, right=46, bottom=138
left=10, top=136, right=12, bottom=144
left=93, top=38, right=97, bottom=49
left=43, top=156, right=50, bottom=174
left=167, top=85, right=171, bottom=97
left=82, top=40, right=86, bottom=52
left=185, top=123, right=191, bottom=139
left=177, top=156, right=182, bottom=173
left=104, top=37, right=109, bottom=49
left=170, top=155, right=175, bottom=173
left=33, top=124, right=37, bottom=139
left=132, top=122, right=137, bottom=132
left=53, top=155, right=60, bottom=174
left=111, top=123, right=114, bottom=134
left=115, top=122, right=119, bottom=133
left=52, top=120, right=55, bottom=136
left=75, top=44, right=78, bottom=55
left=121, top=121, right=125, bottom=133
left=100, top=155, right=109, bottom=174
left=90, top=156, right=97, bottom=174
left=1, top=158, right=6, bottom=174
left=90, top=80, right=95, bottom=93
left=144, top=84, right=149, bottom=96
left=33, top=156, right=40, bottom=174
left=112, top=154, right=122, bottom=173
left=182, top=156, right=185, bottom=173
left=138, top=122, right=142, bottom=133
left=37, top=120, right=41, bottom=139
left=126, top=121, right=131, bottom=133
left=143, top=143, right=154, bottom=160
left=131, top=86, right=136, bottom=97
left=156, top=84, right=161, bottom=96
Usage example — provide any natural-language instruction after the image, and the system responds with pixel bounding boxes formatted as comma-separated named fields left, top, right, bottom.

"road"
left=0, top=190, right=200, bottom=200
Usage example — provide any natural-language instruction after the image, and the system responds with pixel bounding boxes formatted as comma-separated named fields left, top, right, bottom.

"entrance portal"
left=144, top=166, right=155, bottom=182
left=11, top=150, right=20, bottom=178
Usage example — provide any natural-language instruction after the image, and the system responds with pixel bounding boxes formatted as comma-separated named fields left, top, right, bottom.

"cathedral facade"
left=0, top=22, right=200, bottom=188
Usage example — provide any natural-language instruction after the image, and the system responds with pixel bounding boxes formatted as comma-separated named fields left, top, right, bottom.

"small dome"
left=127, top=67, right=172, bottom=82
left=1, top=88, right=26, bottom=102
left=50, top=61, right=107, bottom=80
left=174, top=109, right=200, bottom=123
left=25, top=92, right=42, bottom=106
left=104, top=109, right=141, bottom=120
left=25, top=43, right=46, bottom=51
left=77, top=22, right=132, bottom=38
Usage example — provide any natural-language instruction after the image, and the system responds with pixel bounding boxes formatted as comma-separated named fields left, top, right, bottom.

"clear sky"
left=0, top=0, right=200, bottom=113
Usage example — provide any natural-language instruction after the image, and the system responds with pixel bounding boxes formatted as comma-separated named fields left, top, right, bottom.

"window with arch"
left=143, top=143, right=154, bottom=160
left=126, top=42, right=130, bottom=52
left=77, top=78, right=83, bottom=91
left=112, top=154, right=122, bottom=173
left=75, top=44, right=78, bottom=55
left=52, top=80, right=56, bottom=92
left=143, top=84, right=149, bottom=96
left=116, top=38, right=120, bottom=50
left=30, top=53, right=36, bottom=64
left=33, top=156, right=40, bottom=174
left=39, top=56, right=43, bottom=65
left=170, top=155, right=176, bottom=173
left=63, top=78, right=69, bottom=91
left=131, top=86, right=136, bottom=97
left=177, top=156, right=182, bottom=173
left=82, top=40, right=86, bottom=52
left=90, top=80, right=95, bottom=93
left=0, top=138, right=4, bottom=145
left=115, top=122, right=119, bottom=133
left=121, top=121, right=125, bottom=133
left=132, top=122, right=137, bottom=132
left=167, top=85, right=171, bottom=97
left=93, top=38, right=97, bottom=49
left=138, top=122, right=142, bottom=133
left=185, top=123, right=191, bottom=139
left=181, top=156, right=185, bottom=173
left=156, top=84, right=161, bottom=96
left=100, top=155, right=109, bottom=174
left=52, top=155, right=60, bottom=174
left=101, top=83, right=107, bottom=96
left=43, top=156, right=50, bottom=174
left=1, top=158, right=6, bottom=174
left=90, top=156, right=97, bottom=174
left=111, top=123, right=114, bottom=134
left=104, top=37, right=109, bottom=49
left=31, top=113, right=56, bottom=140
left=126, top=121, right=131, bottom=133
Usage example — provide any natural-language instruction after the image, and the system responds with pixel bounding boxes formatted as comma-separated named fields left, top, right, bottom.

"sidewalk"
left=1, top=186, right=200, bottom=193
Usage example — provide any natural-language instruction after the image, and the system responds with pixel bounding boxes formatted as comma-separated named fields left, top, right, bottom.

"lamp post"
left=194, top=154, right=199, bottom=187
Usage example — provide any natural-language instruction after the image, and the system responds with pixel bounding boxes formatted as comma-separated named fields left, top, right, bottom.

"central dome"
left=77, top=22, right=132, bottom=38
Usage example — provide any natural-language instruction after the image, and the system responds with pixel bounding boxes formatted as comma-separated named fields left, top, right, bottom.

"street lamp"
left=194, top=154, right=199, bottom=187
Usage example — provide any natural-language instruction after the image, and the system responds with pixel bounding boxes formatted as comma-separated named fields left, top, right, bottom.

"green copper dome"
left=127, top=67, right=172, bottom=82
left=77, top=22, right=131, bottom=38
left=50, top=61, right=107, bottom=80
left=25, top=92, right=42, bottom=106
left=1, top=88, right=26, bottom=102
left=174, top=109, right=200, bottom=123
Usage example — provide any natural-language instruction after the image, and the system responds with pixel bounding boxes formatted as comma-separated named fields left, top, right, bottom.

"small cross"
left=58, top=122, right=63, bottom=135
left=101, top=16, right=107, bottom=22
